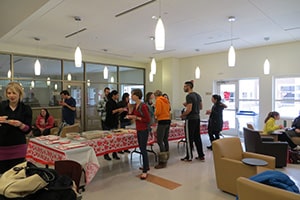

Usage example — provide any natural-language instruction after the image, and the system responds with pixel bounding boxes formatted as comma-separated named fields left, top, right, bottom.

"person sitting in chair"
left=33, top=108, right=55, bottom=136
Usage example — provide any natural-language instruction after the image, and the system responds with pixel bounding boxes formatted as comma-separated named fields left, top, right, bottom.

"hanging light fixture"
left=67, top=73, right=72, bottom=81
left=31, top=81, right=35, bottom=88
left=149, top=72, right=154, bottom=82
left=46, top=77, right=51, bottom=86
left=74, top=16, right=82, bottom=67
left=34, top=37, right=41, bottom=75
left=263, top=37, right=270, bottom=75
left=151, top=58, right=156, bottom=74
left=110, top=76, right=114, bottom=83
left=228, top=16, right=236, bottom=67
left=87, top=79, right=91, bottom=87
left=54, top=84, right=58, bottom=90
left=7, top=70, right=11, bottom=78
left=195, top=66, right=201, bottom=79
left=155, top=0, right=165, bottom=51
left=103, top=66, right=108, bottom=79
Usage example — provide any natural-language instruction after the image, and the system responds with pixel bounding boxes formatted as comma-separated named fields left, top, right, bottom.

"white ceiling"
left=1, top=0, right=300, bottom=63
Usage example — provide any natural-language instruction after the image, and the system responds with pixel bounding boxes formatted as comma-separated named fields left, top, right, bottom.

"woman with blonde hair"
left=0, top=82, right=32, bottom=173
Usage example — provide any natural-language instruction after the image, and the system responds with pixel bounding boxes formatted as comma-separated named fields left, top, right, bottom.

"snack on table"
left=82, top=130, right=106, bottom=139
left=66, top=132, right=80, bottom=139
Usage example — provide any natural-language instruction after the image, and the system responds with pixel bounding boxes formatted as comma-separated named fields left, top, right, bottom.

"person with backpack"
left=126, top=89, right=150, bottom=180
left=153, top=90, right=171, bottom=169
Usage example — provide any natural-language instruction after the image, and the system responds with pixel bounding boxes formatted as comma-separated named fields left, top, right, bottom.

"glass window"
left=63, top=60, right=84, bottom=81
left=274, top=77, right=300, bottom=118
left=0, top=54, right=11, bottom=79
left=86, top=63, right=117, bottom=83
left=119, top=67, right=144, bottom=84
left=238, top=79, right=259, bottom=114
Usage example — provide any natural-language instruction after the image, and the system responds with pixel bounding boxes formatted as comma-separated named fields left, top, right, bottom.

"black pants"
left=278, top=132, right=297, bottom=149
left=185, top=118, right=204, bottom=159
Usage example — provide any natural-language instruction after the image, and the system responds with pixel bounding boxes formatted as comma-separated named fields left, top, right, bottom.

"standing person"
left=117, top=92, right=131, bottom=153
left=153, top=90, right=171, bottom=169
left=0, top=82, right=32, bottom=174
left=206, top=94, right=227, bottom=150
left=104, top=90, right=126, bottom=160
left=33, top=108, right=55, bottom=136
left=263, top=111, right=300, bottom=150
left=126, top=89, right=150, bottom=180
left=180, top=80, right=205, bottom=161
left=59, top=90, right=76, bottom=125
left=145, top=92, right=155, bottom=127
left=97, top=87, right=110, bottom=130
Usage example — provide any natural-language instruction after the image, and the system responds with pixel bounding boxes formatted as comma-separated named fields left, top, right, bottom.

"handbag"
left=0, top=161, right=56, bottom=198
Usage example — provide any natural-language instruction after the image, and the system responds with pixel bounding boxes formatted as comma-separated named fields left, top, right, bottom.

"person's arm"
left=181, top=103, right=192, bottom=118
left=65, top=99, right=76, bottom=111
left=35, top=116, right=42, bottom=129
left=45, top=116, right=55, bottom=129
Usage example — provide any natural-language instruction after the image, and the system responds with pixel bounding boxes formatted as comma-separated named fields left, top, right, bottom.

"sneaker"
left=195, top=156, right=205, bottom=161
left=293, top=145, right=300, bottom=151
left=180, top=157, right=192, bottom=162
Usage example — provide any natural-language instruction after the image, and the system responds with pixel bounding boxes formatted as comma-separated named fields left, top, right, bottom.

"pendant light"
left=195, top=66, right=200, bottom=79
left=87, top=79, right=91, bottom=87
left=228, top=16, right=236, bottom=67
left=7, top=70, right=11, bottom=78
left=103, top=66, right=108, bottom=79
left=151, top=58, right=156, bottom=74
left=46, top=77, right=51, bottom=86
left=74, top=16, right=82, bottom=67
left=34, top=37, right=41, bottom=75
left=67, top=73, right=72, bottom=81
left=31, top=81, right=35, bottom=88
left=110, top=76, right=114, bottom=83
left=149, top=72, right=154, bottom=82
left=155, top=0, right=165, bottom=50
left=263, top=37, right=270, bottom=75
left=54, top=84, right=58, bottom=90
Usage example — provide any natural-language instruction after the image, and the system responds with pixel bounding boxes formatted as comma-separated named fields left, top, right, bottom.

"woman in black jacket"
left=206, top=94, right=227, bottom=150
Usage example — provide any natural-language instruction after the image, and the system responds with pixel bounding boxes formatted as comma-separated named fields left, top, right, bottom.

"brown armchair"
left=212, top=137, right=275, bottom=195
left=236, top=177, right=300, bottom=200
left=246, top=123, right=275, bottom=141
left=50, top=123, right=80, bottom=137
left=243, top=127, right=288, bottom=168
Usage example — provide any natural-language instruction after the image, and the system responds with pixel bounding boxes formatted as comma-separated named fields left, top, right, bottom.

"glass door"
left=63, top=82, right=84, bottom=131
left=216, top=81, right=239, bottom=136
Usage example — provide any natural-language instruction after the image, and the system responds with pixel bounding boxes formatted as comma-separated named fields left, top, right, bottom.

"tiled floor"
left=83, top=135, right=300, bottom=200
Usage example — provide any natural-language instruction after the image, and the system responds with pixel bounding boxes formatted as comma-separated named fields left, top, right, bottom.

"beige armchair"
left=212, top=137, right=275, bottom=195
left=236, top=177, right=300, bottom=200
left=50, top=123, right=80, bottom=137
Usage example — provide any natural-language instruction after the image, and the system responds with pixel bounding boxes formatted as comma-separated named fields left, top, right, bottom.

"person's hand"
left=183, top=102, right=187, bottom=107
left=7, top=120, right=22, bottom=127
left=206, top=110, right=211, bottom=115
left=0, top=116, right=8, bottom=123
left=279, top=125, right=284, bottom=129
left=125, top=115, right=136, bottom=120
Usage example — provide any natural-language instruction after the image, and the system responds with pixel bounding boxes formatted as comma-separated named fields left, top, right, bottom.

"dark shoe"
left=180, top=157, right=192, bottom=162
left=104, top=154, right=112, bottom=161
left=139, top=167, right=150, bottom=171
left=112, top=152, right=120, bottom=160
left=206, top=145, right=212, bottom=150
left=195, top=156, right=205, bottom=161
left=154, top=163, right=166, bottom=169
left=118, top=151, right=124, bottom=154
left=124, top=150, right=131, bottom=153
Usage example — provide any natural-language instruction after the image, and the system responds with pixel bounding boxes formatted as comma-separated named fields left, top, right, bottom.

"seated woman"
left=33, top=108, right=55, bottom=136
left=263, top=111, right=300, bottom=151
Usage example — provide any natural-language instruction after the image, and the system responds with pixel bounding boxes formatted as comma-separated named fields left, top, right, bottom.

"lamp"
left=87, top=79, right=90, bottom=87
left=263, top=37, right=270, bottom=75
left=7, top=70, right=11, bottom=78
left=67, top=73, right=72, bottom=81
left=151, top=58, right=156, bottom=74
left=110, top=76, right=114, bottom=83
left=34, top=37, right=41, bottom=75
left=149, top=72, right=154, bottom=82
left=155, top=0, right=165, bottom=50
left=74, top=16, right=82, bottom=67
left=195, top=66, right=200, bottom=79
left=31, top=81, right=35, bottom=88
left=228, top=16, right=236, bottom=67
left=46, top=77, right=51, bottom=86
left=103, top=66, right=108, bottom=79
left=54, top=84, right=58, bottom=90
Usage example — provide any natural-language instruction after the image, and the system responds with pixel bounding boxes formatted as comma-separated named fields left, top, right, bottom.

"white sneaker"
left=293, top=145, right=300, bottom=151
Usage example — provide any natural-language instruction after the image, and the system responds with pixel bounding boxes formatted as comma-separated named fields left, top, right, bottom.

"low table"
left=242, top=158, right=268, bottom=166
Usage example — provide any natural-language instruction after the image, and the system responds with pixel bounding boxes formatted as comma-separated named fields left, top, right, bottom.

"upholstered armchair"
left=50, top=123, right=80, bottom=137
left=236, top=177, right=300, bottom=200
left=246, top=123, right=275, bottom=141
left=243, top=127, right=288, bottom=168
left=212, top=137, right=275, bottom=195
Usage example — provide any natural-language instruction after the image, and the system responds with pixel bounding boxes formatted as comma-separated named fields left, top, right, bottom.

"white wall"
left=153, top=41, right=300, bottom=129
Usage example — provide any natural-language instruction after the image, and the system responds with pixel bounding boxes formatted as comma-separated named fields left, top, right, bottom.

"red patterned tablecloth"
left=152, top=120, right=229, bottom=141
left=81, top=131, right=155, bottom=156
left=26, top=138, right=100, bottom=184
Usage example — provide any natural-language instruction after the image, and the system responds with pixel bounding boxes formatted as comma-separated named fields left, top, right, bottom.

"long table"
left=26, top=137, right=100, bottom=184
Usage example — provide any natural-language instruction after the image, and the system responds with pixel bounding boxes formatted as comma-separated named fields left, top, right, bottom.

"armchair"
left=246, top=123, right=274, bottom=141
left=243, top=127, right=288, bottom=168
left=212, top=137, right=275, bottom=195
left=236, top=177, right=300, bottom=200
